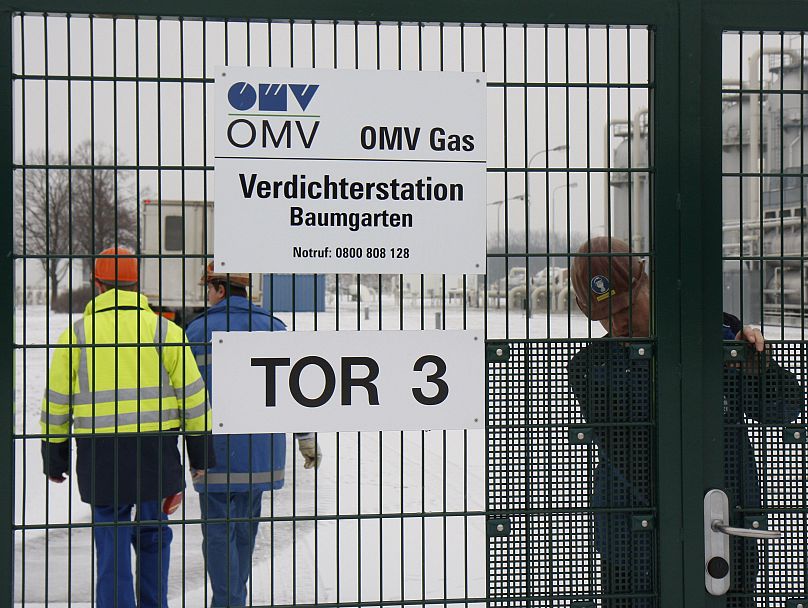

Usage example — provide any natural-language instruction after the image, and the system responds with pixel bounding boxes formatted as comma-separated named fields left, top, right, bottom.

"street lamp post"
left=525, top=144, right=568, bottom=244
left=527, top=144, right=569, bottom=178
left=551, top=182, right=579, bottom=242
left=486, top=193, right=525, bottom=311
left=487, top=194, right=524, bottom=249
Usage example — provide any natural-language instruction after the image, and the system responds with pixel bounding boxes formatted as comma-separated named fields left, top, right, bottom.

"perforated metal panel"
left=719, top=342, right=808, bottom=606
left=487, top=339, right=657, bottom=607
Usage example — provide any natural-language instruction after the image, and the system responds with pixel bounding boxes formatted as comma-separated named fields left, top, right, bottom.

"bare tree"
left=70, top=142, right=138, bottom=258
left=14, top=142, right=139, bottom=308
left=14, top=154, right=72, bottom=308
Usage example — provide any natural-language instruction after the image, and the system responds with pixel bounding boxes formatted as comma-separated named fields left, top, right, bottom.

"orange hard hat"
left=94, top=246, right=139, bottom=286
left=571, top=237, right=647, bottom=320
left=199, top=261, right=251, bottom=288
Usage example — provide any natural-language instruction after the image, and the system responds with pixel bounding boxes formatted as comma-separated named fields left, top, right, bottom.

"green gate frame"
left=0, top=1, right=804, bottom=606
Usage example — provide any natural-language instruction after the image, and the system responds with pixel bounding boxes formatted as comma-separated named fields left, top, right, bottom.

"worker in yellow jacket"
left=40, top=246, right=216, bottom=608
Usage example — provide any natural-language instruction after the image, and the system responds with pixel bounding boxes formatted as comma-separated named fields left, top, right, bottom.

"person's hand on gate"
left=190, top=468, right=206, bottom=481
left=736, top=326, right=765, bottom=353
left=733, top=325, right=769, bottom=373
left=297, top=436, right=322, bottom=469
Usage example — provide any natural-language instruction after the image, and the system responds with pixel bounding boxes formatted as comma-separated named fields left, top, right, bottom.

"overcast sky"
left=12, top=18, right=652, bottom=243
left=12, top=17, right=797, bottom=256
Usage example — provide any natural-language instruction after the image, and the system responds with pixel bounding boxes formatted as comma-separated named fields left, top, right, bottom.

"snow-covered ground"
left=16, top=301, right=588, bottom=607
left=13, top=301, right=807, bottom=606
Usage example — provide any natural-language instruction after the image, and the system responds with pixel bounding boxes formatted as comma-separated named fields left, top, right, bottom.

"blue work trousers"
left=93, top=501, right=172, bottom=608
left=199, top=491, right=263, bottom=607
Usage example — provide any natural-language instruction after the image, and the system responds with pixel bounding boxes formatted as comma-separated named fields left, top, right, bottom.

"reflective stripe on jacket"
left=186, top=296, right=287, bottom=493
left=40, top=288, right=214, bottom=505
left=41, top=289, right=212, bottom=439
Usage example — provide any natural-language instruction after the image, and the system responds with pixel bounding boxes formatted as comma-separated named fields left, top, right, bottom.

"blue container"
left=262, top=274, right=326, bottom=312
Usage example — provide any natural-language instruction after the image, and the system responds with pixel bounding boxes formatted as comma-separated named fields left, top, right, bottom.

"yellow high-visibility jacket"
left=41, top=288, right=211, bottom=438
left=40, top=289, right=214, bottom=505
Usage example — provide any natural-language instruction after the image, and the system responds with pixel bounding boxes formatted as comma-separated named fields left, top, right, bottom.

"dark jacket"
left=567, top=338, right=654, bottom=563
left=567, top=313, right=804, bottom=564
left=43, top=433, right=194, bottom=506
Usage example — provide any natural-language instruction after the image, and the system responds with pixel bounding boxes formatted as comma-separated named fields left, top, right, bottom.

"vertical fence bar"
left=802, top=33, right=806, bottom=343
left=16, top=14, right=27, bottom=602
left=0, top=9, right=14, bottom=608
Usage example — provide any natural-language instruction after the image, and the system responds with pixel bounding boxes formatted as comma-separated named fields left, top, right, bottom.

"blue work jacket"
left=186, top=296, right=287, bottom=493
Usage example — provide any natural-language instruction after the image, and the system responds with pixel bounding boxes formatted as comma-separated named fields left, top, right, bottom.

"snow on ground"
left=14, top=301, right=542, bottom=607
left=17, top=429, right=486, bottom=607
left=12, top=301, right=806, bottom=606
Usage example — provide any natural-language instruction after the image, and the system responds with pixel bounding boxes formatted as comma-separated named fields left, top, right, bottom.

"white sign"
left=214, top=67, right=486, bottom=274
left=211, top=330, right=484, bottom=433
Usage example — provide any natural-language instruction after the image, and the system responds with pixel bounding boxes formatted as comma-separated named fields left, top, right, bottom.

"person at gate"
left=567, top=237, right=804, bottom=608
left=186, top=262, right=322, bottom=608
left=40, top=246, right=215, bottom=608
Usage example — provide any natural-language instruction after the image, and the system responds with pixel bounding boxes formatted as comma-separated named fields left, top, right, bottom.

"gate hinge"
left=724, top=342, right=748, bottom=363
left=629, top=343, right=652, bottom=360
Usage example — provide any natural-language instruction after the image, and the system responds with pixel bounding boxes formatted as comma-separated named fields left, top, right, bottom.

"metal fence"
left=721, top=31, right=808, bottom=607
left=487, top=338, right=656, bottom=606
left=3, top=2, right=808, bottom=608
left=10, top=15, right=652, bottom=608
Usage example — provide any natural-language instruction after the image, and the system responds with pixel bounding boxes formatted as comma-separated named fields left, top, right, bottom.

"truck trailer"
left=141, top=199, right=213, bottom=326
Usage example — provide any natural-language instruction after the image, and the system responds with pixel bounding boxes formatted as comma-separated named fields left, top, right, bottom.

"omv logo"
left=227, top=82, right=319, bottom=113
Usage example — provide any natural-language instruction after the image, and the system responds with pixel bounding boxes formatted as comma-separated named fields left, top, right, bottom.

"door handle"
left=704, top=489, right=781, bottom=595
left=711, top=520, right=781, bottom=539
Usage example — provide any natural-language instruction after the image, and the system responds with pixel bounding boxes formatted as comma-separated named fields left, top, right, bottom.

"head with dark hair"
left=209, top=280, right=248, bottom=299
left=200, top=261, right=251, bottom=305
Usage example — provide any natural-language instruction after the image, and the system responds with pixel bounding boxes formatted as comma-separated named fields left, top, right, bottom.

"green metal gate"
left=2, top=1, right=807, bottom=608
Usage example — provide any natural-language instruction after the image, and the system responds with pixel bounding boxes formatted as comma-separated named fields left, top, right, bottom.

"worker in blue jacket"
left=186, top=263, right=322, bottom=607
left=568, top=237, right=804, bottom=608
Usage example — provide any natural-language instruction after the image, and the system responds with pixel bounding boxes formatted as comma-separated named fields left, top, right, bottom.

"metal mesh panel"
left=13, top=16, right=498, bottom=608
left=720, top=341, right=808, bottom=606
left=722, top=31, right=808, bottom=607
left=721, top=32, right=808, bottom=332
left=11, top=11, right=654, bottom=608
left=487, top=339, right=657, bottom=607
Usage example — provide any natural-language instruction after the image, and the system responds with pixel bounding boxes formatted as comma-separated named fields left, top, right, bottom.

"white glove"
left=297, top=437, right=322, bottom=469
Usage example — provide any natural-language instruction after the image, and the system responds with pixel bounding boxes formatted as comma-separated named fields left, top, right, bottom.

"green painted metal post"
left=678, top=1, right=726, bottom=606
left=652, top=5, right=687, bottom=608
left=0, top=9, right=14, bottom=608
